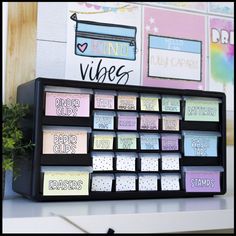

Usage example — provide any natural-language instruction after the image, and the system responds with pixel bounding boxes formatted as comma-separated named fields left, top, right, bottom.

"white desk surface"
left=3, top=146, right=234, bottom=233
left=3, top=190, right=234, bottom=233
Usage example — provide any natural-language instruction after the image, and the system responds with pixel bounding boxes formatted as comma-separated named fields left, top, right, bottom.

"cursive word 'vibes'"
left=80, top=59, right=133, bottom=85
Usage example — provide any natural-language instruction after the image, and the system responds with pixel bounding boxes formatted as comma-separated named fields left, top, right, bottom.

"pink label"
left=94, top=94, right=114, bottom=109
left=140, top=115, right=159, bottom=130
left=43, top=130, right=87, bottom=154
left=118, top=116, right=137, bottom=130
left=45, top=92, right=90, bottom=117
left=185, top=172, right=221, bottom=192
left=161, top=137, right=179, bottom=150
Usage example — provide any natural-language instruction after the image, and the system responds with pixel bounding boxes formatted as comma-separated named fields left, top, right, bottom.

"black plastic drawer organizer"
left=14, top=77, right=226, bottom=201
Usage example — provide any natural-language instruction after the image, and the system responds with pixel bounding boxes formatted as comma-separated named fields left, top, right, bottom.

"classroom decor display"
left=14, top=78, right=226, bottom=201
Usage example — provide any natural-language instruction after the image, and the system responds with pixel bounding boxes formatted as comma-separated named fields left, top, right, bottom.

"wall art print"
left=142, top=6, right=206, bottom=90
left=209, top=17, right=234, bottom=111
left=65, top=2, right=142, bottom=85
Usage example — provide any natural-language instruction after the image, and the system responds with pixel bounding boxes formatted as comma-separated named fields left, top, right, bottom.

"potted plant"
left=2, top=103, right=34, bottom=198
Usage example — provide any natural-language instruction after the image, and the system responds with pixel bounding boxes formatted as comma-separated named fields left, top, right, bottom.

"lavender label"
left=185, top=172, right=221, bottom=192
left=162, top=138, right=179, bottom=151
left=118, top=116, right=137, bottom=130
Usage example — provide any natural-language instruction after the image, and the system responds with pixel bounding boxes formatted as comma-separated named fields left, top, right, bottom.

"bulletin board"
left=14, top=77, right=226, bottom=201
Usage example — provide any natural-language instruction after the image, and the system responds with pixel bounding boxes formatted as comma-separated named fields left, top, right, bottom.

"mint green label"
left=185, top=100, right=219, bottom=122
left=162, top=97, right=180, bottom=112
left=118, top=136, right=136, bottom=149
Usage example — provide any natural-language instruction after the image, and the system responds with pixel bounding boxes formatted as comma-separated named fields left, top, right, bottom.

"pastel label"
left=118, top=115, right=137, bottom=130
left=140, top=115, right=159, bottom=130
left=43, top=130, right=87, bottom=154
left=117, top=136, right=137, bottom=149
left=117, top=96, right=136, bottom=110
left=140, top=97, right=159, bottom=111
left=94, top=94, right=114, bottom=109
left=45, top=92, right=90, bottom=117
left=140, top=135, right=159, bottom=150
left=93, top=136, right=113, bottom=150
left=43, top=172, right=89, bottom=196
left=185, top=172, right=220, bottom=192
left=161, top=137, right=179, bottom=151
left=162, top=97, right=180, bottom=112
left=185, top=99, right=219, bottom=122
left=162, top=116, right=180, bottom=131
left=94, top=114, right=114, bottom=130
left=184, top=135, right=218, bottom=157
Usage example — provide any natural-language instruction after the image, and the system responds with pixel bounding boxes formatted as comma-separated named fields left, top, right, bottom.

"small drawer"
left=138, top=173, right=160, bottom=191
left=139, top=153, right=160, bottom=171
left=140, top=133, right=160, bottom=150
left=117, top=92, right=138, bottom=110
left=161, top=133, right=181, bottom=151
left=93, top=111, right=116, bottom=130
left=91, top=174, right=114, bottom=192
left=140, top=113, right=160, bottom=130
left=94, top=89, right=116, bottom=110
left=92, top=131, right=115, bottom=150
left=161, top=153, right=181, bottom=170
left=116, top=173, right=137, bottom=191
left=161, top=173, right=181, bottom=191
left=162, top=114, right=181, bottom=131
left=91, top=152, right=114, bottom=171
left=117, top=132, right=139, bottom=150
left=140, top=93, right=160, bottom=111
left=161, top=95, right=181, bottom=113
left=116, top=152, right=137, bottom=171
left=117, top=112, right=138, bottom=130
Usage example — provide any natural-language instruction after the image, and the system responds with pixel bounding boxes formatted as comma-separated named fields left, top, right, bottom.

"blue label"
left=184, top=135, right=218, bottom=157
left=149, top=35, right=201, bottom=54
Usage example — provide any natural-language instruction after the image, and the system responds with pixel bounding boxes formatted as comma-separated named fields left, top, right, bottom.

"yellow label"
left=43, top=172, right=89, bottom=196
left=93, top=136, right=113, bottom=150
left=141, top=97, right=159, bottom=111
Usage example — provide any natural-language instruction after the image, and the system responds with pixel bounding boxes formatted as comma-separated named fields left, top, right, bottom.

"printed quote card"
left=142, top=7, right=206, bottom=90
left=66, top=2, right=141, bottom=85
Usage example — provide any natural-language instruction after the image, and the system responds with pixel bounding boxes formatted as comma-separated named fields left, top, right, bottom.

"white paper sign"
left=148, top=35, right=201, bottom=81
